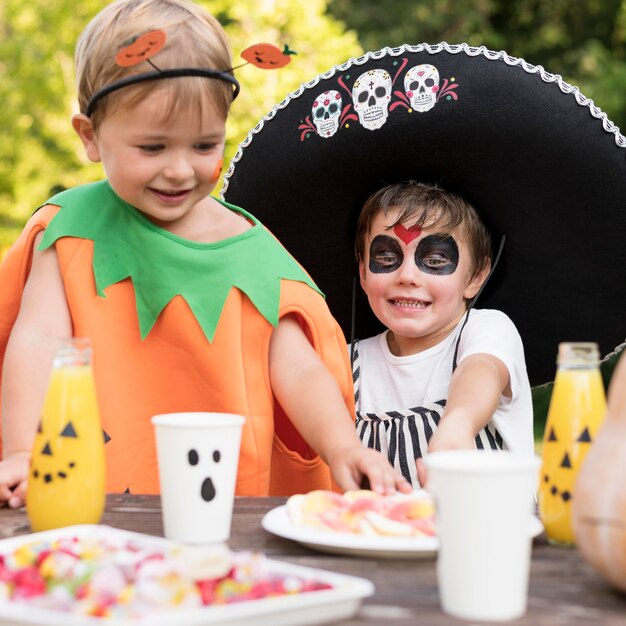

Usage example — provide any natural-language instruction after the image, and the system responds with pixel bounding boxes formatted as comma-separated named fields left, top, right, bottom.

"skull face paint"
left=368, top=232, right=459, bottom=276
left=415, top=234, right=459, bottom=275
left=369, top=235, right=403, bottom=273
left=360, top=209, right=482, bottom=356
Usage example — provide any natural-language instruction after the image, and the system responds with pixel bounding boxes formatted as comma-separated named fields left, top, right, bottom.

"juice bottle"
left=27, top=338, right=106, bottom=531
left=538, top=342, right=606, bottom=546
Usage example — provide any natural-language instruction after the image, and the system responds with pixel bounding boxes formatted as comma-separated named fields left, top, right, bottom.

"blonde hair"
left=75, top=0, right=233, bottom=128
left=355, top=181, right=492, bottom=280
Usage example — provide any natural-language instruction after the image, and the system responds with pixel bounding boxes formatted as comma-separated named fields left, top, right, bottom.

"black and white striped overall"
left=353, top=339, right=504, bottom=487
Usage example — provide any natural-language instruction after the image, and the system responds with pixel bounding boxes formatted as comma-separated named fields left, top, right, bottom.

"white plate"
left=262, top=505, right=544, bottom=560
left=0, top=525, right=374, bottom=626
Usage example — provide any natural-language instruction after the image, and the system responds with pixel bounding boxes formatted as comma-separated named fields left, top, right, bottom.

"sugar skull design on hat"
left=222, top=42, right=626, bottom=388
left=352, top=69, right=392, bottom=130
left=298, top=55, right=459, bottom=140
left=312, top=90, right=343, bottom=138
left=404, top=63, right=440, bottom=112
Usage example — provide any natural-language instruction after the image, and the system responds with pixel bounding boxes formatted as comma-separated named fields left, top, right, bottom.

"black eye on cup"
left=188, top=449, right=199, bottom=466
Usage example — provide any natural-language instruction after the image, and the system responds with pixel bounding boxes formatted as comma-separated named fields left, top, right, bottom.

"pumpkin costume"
left=0, top=181, right=354, bottom=495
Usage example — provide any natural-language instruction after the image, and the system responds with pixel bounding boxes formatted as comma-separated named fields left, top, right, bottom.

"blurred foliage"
left=0, top=0, right=97, bottom=251
left=327, top=0, right=626, bottom=130
left=0, top=0, right=361, bottom=256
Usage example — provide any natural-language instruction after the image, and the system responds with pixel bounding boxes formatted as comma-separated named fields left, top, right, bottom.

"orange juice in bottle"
left=538, top=342, right=606, bottom=546
left=27, top=338, right=106, bottom=531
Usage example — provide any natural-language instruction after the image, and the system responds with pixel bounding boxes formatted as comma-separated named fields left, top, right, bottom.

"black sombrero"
left=222, top=42, right=626, bottom=387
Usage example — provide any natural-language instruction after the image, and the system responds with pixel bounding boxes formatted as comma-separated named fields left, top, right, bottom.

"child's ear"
left=71, top=114, right=101, bottom=163
left=358, top=257, right=367, bottom=288
left=463, top=258, right=491, bottom=301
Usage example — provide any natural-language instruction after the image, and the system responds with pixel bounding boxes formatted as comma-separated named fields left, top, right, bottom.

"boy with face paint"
left=354, top=181, right=534, bottom=487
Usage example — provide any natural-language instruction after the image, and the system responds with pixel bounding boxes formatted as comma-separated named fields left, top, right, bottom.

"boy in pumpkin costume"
left=0, top=0, right=411, bottom=506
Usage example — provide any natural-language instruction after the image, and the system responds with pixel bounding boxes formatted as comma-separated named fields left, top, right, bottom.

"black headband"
left=85, top=68, right=240, bottom=117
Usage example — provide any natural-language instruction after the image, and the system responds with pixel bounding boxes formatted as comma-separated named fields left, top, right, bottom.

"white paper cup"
left=151, top=412, right=244, bottom=544
left=425, top=450, right=540, bottom=622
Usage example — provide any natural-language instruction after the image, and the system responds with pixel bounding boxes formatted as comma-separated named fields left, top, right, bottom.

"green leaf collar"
left=39, top=181, right=322, bottom=342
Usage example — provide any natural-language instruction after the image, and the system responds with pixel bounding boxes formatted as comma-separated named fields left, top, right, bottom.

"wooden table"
left=0, top=494, right=625, bottom=625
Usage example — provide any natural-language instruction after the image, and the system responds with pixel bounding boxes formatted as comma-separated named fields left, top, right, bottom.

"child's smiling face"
left=77, top=85, right=226, bottom=233
left=359, top=207, right=488, bottom=356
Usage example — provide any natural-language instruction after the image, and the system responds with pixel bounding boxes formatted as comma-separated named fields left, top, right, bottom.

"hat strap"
left=452, top=234, right=506, bottom=372
left=350, top=274, right=358, bottom=367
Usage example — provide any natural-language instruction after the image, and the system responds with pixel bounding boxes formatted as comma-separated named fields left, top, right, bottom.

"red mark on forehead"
left=393, top=224, right=422, bottom=245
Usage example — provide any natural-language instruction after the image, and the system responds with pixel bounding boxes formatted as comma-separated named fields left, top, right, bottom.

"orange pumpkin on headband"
left=241, top=43, right=297, bottom=69
left=115, top=29, right=166, bottom=67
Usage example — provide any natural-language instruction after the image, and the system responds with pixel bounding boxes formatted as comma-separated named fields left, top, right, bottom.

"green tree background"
left=2, top=0, right=625, bottom=255
left=328, top=0, right=626, bottom=129
left=0, top=0, right=362, bottom=253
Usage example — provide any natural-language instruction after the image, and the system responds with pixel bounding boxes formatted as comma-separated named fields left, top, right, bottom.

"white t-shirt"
left=355, top=308, right=534, bottom=458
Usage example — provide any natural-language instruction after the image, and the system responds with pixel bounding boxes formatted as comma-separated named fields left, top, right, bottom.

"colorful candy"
left=287, top=489, right=437, bottom=537
left=0, top=531, right=332, bottom=618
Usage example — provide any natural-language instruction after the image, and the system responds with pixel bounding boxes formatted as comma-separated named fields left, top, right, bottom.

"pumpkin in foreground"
left=573, top=350, right=626, bottom=592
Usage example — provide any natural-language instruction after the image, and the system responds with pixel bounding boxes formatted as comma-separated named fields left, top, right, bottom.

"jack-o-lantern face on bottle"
left=538, top=343, right=607, bottom=545
left=539, top=423, right=593, bottom=543
left=27, top=358, right=106, bottom=532
left=31, top=419, right=83, bottom=485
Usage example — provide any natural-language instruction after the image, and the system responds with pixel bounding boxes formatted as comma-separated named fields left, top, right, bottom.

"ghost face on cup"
left=182, top=444, right=224, bottom=504
left=359, top=208, right=486, bottom=356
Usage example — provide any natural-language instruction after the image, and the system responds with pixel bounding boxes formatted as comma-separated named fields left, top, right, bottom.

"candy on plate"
left=286, top=489, right=436, bottom=538
left=0, top=527, right=333, bottom=619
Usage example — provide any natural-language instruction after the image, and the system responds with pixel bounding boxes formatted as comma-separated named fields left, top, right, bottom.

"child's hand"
left=328, top=446, right=412, bottom=495
left=0, top=451, right=30, bottom=509
left=416, top=413, right=477, bottom=487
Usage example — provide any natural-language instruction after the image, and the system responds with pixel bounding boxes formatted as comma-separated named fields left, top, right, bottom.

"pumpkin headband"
left=86, top=29, right=243, bottom=116
left=85, top=30, right=298, bottom=117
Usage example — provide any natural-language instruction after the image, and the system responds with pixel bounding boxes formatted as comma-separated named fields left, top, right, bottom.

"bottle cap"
left=557, top=342, right=600, bottom=367
left=53, top=337, right=93, bottom=367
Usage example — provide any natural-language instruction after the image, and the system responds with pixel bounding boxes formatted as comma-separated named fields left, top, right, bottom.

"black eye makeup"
left=368, top=235, right=404, bottom=273
left=415, top=234, right=459, bottom=275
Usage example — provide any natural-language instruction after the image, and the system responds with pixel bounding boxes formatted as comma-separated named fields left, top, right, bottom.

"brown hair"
left=355, top=180, right=492, bottom=279
left=75, top=0, right=233, bottom=129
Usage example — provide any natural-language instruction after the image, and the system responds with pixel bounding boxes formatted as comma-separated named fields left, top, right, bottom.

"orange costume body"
left=0, top=182, right=354, bottom=495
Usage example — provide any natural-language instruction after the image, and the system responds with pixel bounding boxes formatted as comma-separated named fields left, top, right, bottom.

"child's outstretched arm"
left=269, top=314, right=411, bottom=495
left=417, top=352, right=510, bottom=485
left=0, top=233, right=72, bottom=507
